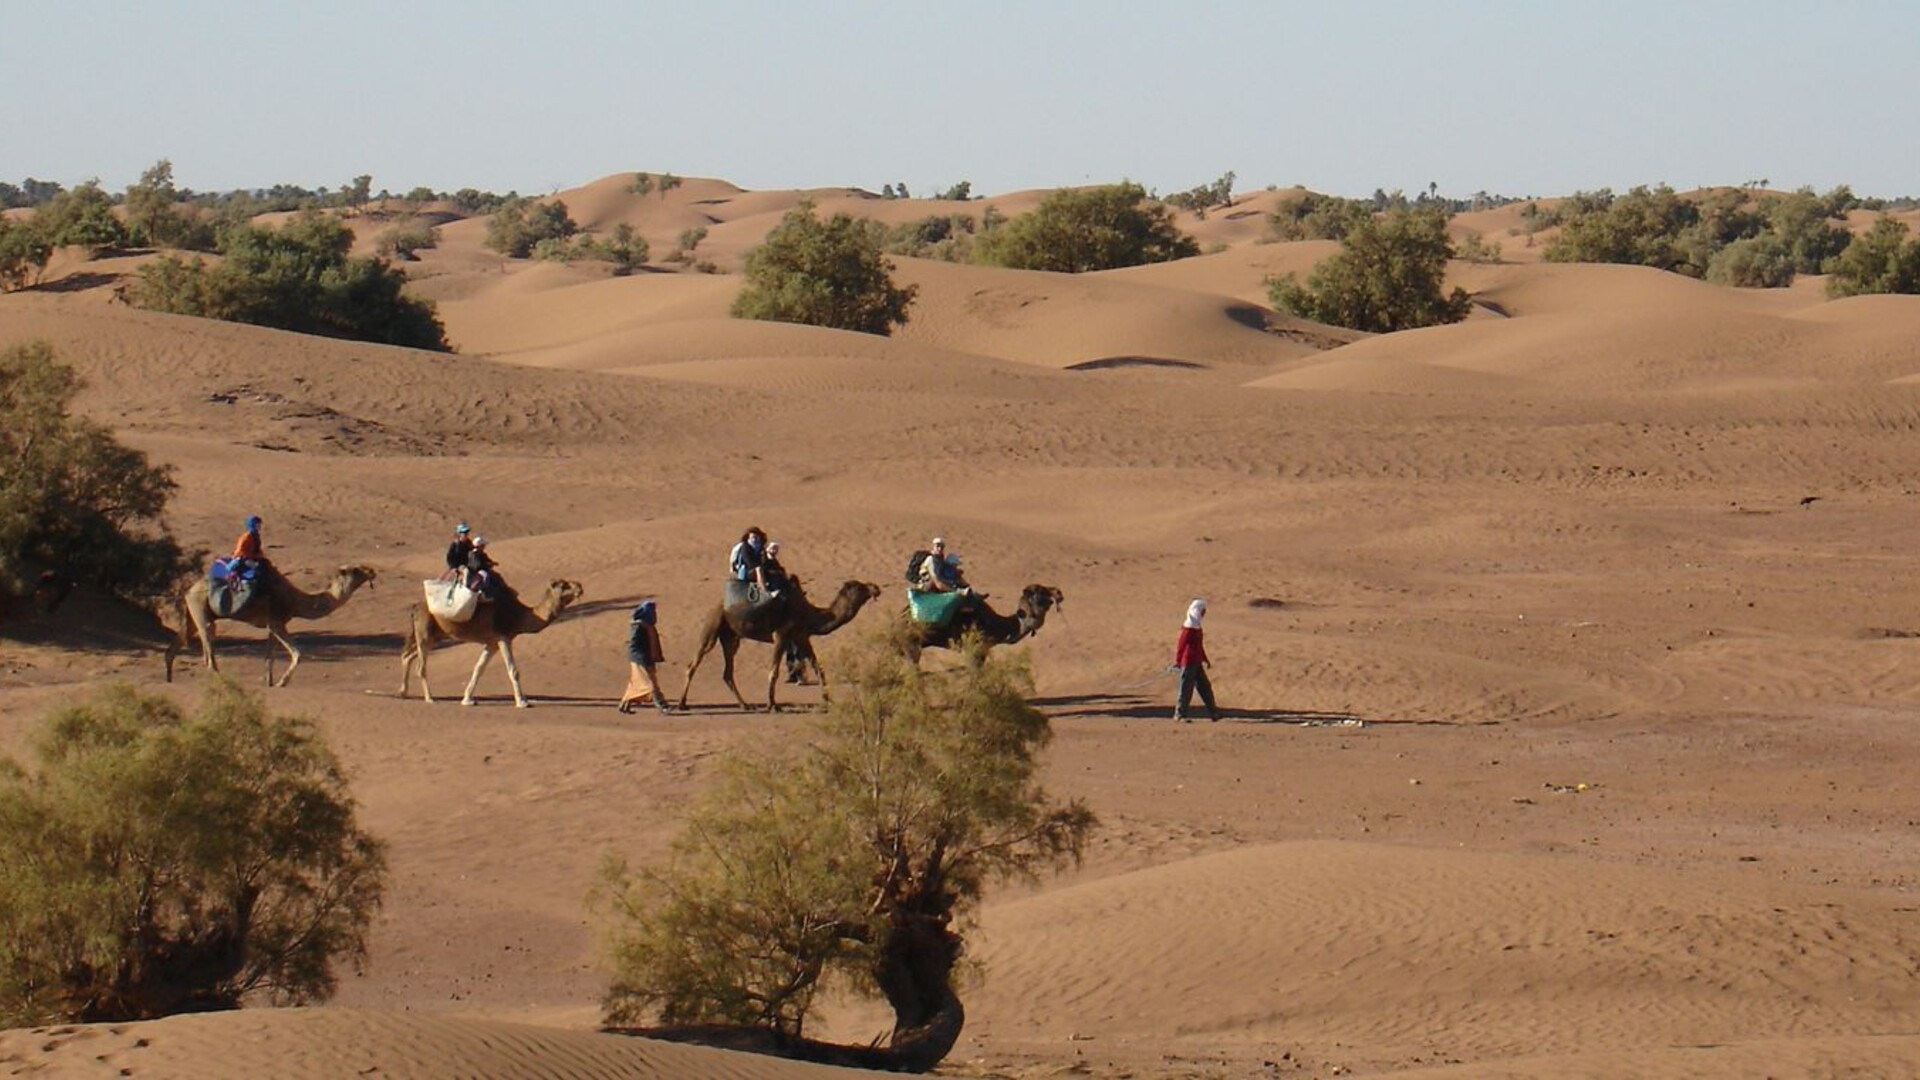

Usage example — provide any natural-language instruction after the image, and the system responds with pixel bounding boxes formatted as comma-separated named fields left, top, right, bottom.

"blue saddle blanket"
left=907, top=589, right=966, bottom=628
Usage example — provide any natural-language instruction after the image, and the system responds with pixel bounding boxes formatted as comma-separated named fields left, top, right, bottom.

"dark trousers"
left=1175, top=664, right=1217, bottom=720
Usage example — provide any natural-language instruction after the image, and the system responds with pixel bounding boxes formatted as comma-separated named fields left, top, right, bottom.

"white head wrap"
left=1184, top=598, right=1207, bottom=629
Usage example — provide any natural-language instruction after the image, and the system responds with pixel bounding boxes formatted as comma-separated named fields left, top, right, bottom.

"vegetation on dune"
left=597, top=632, right=1094, bottom=1072
left=731, top=201, right=917, bottom=335
left=132, top=211, right=450, bottom=351
left=1825, top=216, right=1920, bottom=298
left=0, top=681, right=386, bottom=1027
left=0, top=341, right=193, bottom=611
left=1540, top=184, right=1859, bottom=286
left=374, top=218, right=442, bottom=261
left=1266, top=191, right=1374, bottom=242
left=1268, top=206, right=1472, bottom=333
left=972, top=182, right=1198, bottom=272
left=1163, top=170, right=1238, bottom=216
left=483, top=196, right=580, bottom=259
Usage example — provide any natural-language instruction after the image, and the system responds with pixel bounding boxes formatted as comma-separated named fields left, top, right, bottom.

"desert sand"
left=3, top=177, right=1919, bottom=1078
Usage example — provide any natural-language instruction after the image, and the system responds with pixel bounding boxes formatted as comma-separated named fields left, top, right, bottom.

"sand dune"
left=7, top=172, right=1920, bottom=1079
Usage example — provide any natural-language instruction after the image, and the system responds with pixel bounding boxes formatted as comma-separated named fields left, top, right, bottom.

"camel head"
left=546, top=579, right=586, bottom=617
left=836, top=580, right=884, bottom=612
left=334, top=565, right=379, bottom=597
left=1017, top=584, right=1065, bottom=636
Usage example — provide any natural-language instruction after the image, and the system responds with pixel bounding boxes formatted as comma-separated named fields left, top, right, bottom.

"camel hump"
left=722, top=579, right=782, bottom=615
left=423, top=579, right=481, bottom=622
left=907, top=589, right=969, bottom=627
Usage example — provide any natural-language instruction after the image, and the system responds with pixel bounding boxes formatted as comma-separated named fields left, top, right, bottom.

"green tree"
left=1266, top=191, right=1371, bottom=241
left=935, top=181, right=973, bottom=201
left=1766, top=187, right=1854, bottom=274
left=123, top=160, right=214, bottom=251
left=0, top=681, right=386, bottom=1026
left=599, top=634, right=1094, bottom=1071
left=731, top=201, right=917, bottom=335
left=1826, top=217, right=1920, bottom=298
left=0, top=215, right=52, bottom=291
left=973, top=182, right=1198, bottom=272
left=374, top=219, right=441, bottom=261
left=0, top=342, right=192, bottom=608
left=1267, top=207, right=1472, bottom=332
left=1706, top=234, right=1797, bottom=287
left=658, top=173, right=683, bottom=198
left=627, top=172, right=655, bottom=197
left=484, top=197, right=579, bottom=258
left=30, top=181, right=127, bottom=250
left=1543, top=184, right=1700, bottom=272
left=133, top=211, right=449, bottom=351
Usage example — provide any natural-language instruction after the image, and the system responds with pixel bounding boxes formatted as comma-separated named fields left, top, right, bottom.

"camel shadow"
left=1031, top=692, right=1451, bottom=727
left=567, top=594, right=650, bottom=620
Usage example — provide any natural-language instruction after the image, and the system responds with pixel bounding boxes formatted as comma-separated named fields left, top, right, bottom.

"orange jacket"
left=233, top=530, right=263, bottom=560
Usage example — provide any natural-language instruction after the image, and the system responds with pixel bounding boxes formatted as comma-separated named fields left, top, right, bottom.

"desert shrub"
left=1826, top=217, right=1920, bottom=298
left=1266, top=191, right=1371, bottom=242
left=1765, top=187, right=1855, bottom=274
left=627, top=172, right=655, bottom=197
left=1706, top=234, right=1797, bottom=288
left=0, top=216, right=52, bottom=291
left=657, top=173, right=683, bottom=198
left=132, top=211, right=449, bottom=351
left=0, top=681, right=386, bottom=1026
left=0, top=342, right=192, bottom=606
left=1544, top=184, right=1700, bottom=271
left=731, top=201, right=916, bottom=334
left=375, top=219, right=441, bottom=261
left=1164, top=170, right=1237, bottom=215
left=1454, top=231, right=1503, bottom=264
left=484, top=197, right=578, bottom=258
left=935, top=181, right=973, bottom=201
left=123, top=160, right=216, bottom=251
left=880, top=214, right=977, bottom=261
left=0, top=180, right=66, bottom=210
left=598, top=634, right=1093, bottom=1069
left=30, top=181, right=128, bottom=251
left=1267, top=206, right=1471, bottom=333
left=676, top=225, right=707, bottom=253
left=973, top=182, right=1196, bottom=272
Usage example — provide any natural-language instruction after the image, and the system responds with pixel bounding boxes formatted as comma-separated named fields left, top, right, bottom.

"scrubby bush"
left=1826, top=217, right=1920, bottom=298
left=1267, top=207, right=1472, bottom=333
left=0, top=342, right=192, bottom=607
left=676, top=225, right=707, bottom=253
left=1454, top=231, right=1503, bottom=265
left=598, top=633, right=1093, bottom=1070
left=1266, top=191, right=1371, bottom=241
left=1706, top=234, right=1797, bottom=288
left=0, top=216, right=52, bottom=291
left=0, top=681, right=386, bottom=1025
left=935, top=181, right=973, bottom=201
left=1766, top=187, right=1855, bottom=274
left=484, top=197, right=579, bottom=258
left=123, top=160, right=216, bottom=251
left=627, top=172, right=655, bottom=197
left=1164, top=170, right=1237, bottom=215
left=1544, top=184, right=1700, bottom=271
left=879, top=214, right=977, bottom=261
left=375, top=219, right=441, bottom=261
left=731, top=201, right=916, bottom=335
left=31, top=181, right=127, bottom=251
left=132, top=211, right=449, bottom=351
left=973, top=182, right=1197, bottom=272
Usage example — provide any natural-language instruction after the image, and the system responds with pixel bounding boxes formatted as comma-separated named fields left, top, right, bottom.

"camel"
left=399, top=578, right=583, bottom=708
left=677, top=578, right=884, bottom=712
left=901, top=584, right=1065, bottom=664
left=165, top=564, right=379, bottom=685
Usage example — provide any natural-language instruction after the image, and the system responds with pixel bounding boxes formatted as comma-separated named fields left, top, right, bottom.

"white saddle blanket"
left=423, top=579, right=480, bottom=622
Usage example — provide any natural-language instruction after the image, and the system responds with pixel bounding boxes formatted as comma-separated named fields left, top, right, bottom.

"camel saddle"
left=207, top=559, right=259, bottom=618
left=723, top=579, right=782, bottom=615
left=907, top=588, right=967, bottom=628
left=423, top=579, right=481, bottom=623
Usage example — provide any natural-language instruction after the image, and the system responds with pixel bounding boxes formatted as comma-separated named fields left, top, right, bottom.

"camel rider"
left=916, top=537, right=970, bottom=595
left=467, top=536, right=503, bottom=601
left=729, top=526, right=778, bottom=598
left=763, top=540, right=792, bottom=593
left=445, top=523, right=474, bottom=583
left=229, top=515, right=271, bottom=579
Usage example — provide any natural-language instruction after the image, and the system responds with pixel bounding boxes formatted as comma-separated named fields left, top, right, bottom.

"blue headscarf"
left=634, top=599, right=657, bottom=625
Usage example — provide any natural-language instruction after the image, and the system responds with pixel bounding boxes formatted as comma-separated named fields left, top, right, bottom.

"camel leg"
left=718, top=632, right=752, bottom=712
left=189, top=601, right=220, bottom=674
left=764, top=631, right=790, bottom=712
left=416, top=641, right=436, bottom=704
left=165, top=616, right=196, bottom=683
left=676, top=616, right=724, bottom=711
left=499, top=637, right=530, bottom=708
left=268, top=623, right=301, bottom=687
left=462, top=643, right=495, bottom=706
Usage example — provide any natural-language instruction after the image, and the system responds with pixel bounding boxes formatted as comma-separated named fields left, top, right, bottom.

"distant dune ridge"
left=4, top=172, right=1920, bottom=1079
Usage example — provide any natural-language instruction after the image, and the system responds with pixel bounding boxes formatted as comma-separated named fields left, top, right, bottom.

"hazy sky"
left=4, top=1, right=1915, bottom=200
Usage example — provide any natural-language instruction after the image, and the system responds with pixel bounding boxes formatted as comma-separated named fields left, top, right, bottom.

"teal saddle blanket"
left=907, top=589, right=966, bottom=627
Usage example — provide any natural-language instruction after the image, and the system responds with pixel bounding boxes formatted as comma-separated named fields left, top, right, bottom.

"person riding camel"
left=467, top=536, right=503, bottom=601
left=729, top=526, right=778, bottom=598
left=763, top=539, right=792, bottom=593
left=445, top=523, right=474, bottom=583
left=229, top=515, right=272, bottom=578
left=916, top=537, right=971, bottom=595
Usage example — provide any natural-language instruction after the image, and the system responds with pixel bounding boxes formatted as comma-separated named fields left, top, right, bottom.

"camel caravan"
left=162, top=518, right=1063, bottom=712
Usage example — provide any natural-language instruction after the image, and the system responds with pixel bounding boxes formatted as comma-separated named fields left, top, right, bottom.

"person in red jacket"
left=1173, top=598, right=1219, bottom=722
